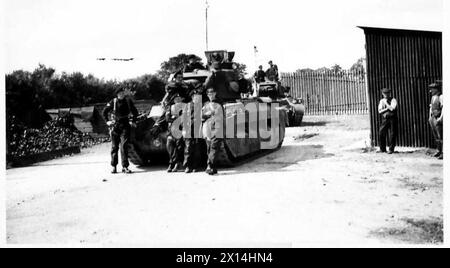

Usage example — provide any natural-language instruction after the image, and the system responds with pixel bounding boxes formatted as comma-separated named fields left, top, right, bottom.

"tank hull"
left=128, top=99, right=287, bottom=167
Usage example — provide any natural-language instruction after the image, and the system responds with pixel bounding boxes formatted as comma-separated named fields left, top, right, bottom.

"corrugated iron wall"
left=361, top=27, right=442, bottom=148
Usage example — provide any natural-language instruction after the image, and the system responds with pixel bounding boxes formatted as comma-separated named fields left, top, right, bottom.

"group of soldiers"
left=253, top=60, right=279, bottom=83
left=103, top=57, right=224, bottom=175
left=377, top=81, right=443, bottom=160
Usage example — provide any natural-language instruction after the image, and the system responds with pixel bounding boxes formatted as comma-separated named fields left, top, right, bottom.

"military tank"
left=128, top=50, right=288, bottom=167
left=254, top=81, right=305, bottom=127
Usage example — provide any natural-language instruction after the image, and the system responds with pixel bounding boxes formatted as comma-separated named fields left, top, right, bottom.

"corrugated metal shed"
left=359, top=26, right=442, bottom=148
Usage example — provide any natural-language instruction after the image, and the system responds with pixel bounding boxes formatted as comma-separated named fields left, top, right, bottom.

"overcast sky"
left=3, top=0, right=444, bottom=80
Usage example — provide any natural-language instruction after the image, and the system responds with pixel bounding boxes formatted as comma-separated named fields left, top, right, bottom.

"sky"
left=3, top=0, right=444, bottom=80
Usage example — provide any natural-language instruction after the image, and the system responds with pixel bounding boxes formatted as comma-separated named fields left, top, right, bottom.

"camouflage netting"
left=7, top=115, right=110, bottom=158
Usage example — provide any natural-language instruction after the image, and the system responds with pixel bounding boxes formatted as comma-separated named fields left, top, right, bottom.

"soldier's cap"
left=268, top=60, right=273, bottom=64
left=188, top=55, right=197, bottom=60
left=114, top=87, right=125, bottom=94
left=381, top=88, right=392, bottom=94
left=428, top=82, right=442, bottom=90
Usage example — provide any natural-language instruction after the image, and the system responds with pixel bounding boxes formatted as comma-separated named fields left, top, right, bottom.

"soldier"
left=202, top=87, right=224, bottom=175
left=103, top=87, right=139, bottom=174
left=166, top=94, right=186, bottom=172
left=184, top=55, right=206, bottom=73
left=152, top=70, right=190, bottom=134
left=254, top=65, right=266, bottom=83
left=428, top=82, right=443, bottom=160
left=266, top=60, right=279, bottom=82
left=183, top=93, right=203, bottom=173
left=378, top=88, right=398, bottom=154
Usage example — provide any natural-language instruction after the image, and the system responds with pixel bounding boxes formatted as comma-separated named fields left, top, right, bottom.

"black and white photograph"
left=1, top=0, right=448, bottom=250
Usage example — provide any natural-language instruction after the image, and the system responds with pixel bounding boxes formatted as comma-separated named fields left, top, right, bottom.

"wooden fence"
left=280, top=71, right=368, bottom=115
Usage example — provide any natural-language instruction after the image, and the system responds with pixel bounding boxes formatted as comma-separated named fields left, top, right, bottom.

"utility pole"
left=205, top=0, right=209, bottom=51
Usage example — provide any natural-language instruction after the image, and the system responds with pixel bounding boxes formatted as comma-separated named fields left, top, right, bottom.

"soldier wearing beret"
left=428, top=81, right=443, bottom=160
left=378, top=88, right=398, bottom=154
left=103, top=87, right=139, bottom=174
left=166, top=94, right=186, bottom=172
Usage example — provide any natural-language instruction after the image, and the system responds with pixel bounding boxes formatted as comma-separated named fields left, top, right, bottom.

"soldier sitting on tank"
left=152, top=70, right=191, bottom=135
left=183, top=93, right=204, bottom=173
left=166, top=94, right=186, bottom=172
left=202, top=87, right=224, bottom=175
left=266, top=60, right=279, bottom=82
left=103, top=87, right=139, bottom=174
left=254, top=65, right=266, bottom=83
left=183, top=55, right=206, bottom=73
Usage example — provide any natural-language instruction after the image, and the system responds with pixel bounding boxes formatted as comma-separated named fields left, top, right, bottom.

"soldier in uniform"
left=428, top=82, right=443, bottom=160
left=152, top=70, right=190, bottom=134
left=254, top=65, right=266, bottom=83
left=103, top=87, right=139, bottom=174
left=184, top=55, right=206, bottom=73
left=183, top=93, right=203, bottom=173
left=166, top=94, right=186, bottom=172
left=266, top=60, right=279, bottom=82
left=378, top=88, right=398, bottom=154
left=202, top=87, right=224, bottom=175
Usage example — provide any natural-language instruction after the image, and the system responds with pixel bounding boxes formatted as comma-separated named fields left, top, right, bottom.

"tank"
left=254, top=81, right=305, bottom=127
left=128, top=50, right=288, bottom=167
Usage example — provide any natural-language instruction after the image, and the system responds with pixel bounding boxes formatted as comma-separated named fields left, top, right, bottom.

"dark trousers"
left=429, top=117, right=443, bottom=153
left=206, top=138, right=223, bottom=169
left=167, top=135, right=184, bottom=165
left=111, top=123, right=131, bottom=167
left=379, top=116, right=398, bottom=152
left=184, top=138, right=202, bottom=169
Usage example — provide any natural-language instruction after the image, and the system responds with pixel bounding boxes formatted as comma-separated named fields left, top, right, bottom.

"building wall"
left=362, top=27, right=442, bottom=148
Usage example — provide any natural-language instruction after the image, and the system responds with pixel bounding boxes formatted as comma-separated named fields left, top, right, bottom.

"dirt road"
left=6, top=115, right=443, bottom=246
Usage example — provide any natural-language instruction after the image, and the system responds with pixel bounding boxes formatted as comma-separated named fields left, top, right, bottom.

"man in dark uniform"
left=266, top=60, right=279, bottom=82
left=254, top=65, right=266, bottom=83
left=152, top=71, right=190, bottom=134
left=184, top=55, right=206, bottom=73
left=103, top=88, right=139, bottom=174
left=378, top=88, right=398, bottom=154
left=202, top=87, right=224, bottom=175
left=428, top=81, right=443, bottom=160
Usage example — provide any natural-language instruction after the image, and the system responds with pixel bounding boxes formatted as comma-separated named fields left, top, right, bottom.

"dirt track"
left=6, top=115, right=443, bottom=246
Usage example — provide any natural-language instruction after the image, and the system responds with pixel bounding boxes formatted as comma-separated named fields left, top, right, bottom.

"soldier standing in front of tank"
left=152, top=71, right=190, bottom=134
left=103, top=87, right=139, bottom=174
left=428, top=81, right=443, bottom=160
left=378, top=88, right=398, bottom=154
left=166, top=94, right=186, bottom=172
left=183, top=93, right=203, bottom=173
left=202, top=87, right=224, bottom=175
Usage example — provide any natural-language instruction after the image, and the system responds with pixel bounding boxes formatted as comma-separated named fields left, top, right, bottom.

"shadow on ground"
left=370, top=217, right=443, bottom=244
left=222, top=145, right=335, bottom=175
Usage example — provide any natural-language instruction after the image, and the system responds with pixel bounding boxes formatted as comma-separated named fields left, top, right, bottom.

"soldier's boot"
left=122, top=167, right=132, bottom=174
left=111, top=166, right=117, bottom=174
left=167, top=164, right=174, bottom=173
left=208, top=169, right=218, bottom=176
left=185, top=167, right=193, bottom=174
left=438, top=153, right=443, bottom=160
left=433, top=151, right=442, bottom=158
left=172, top=163, right=183, bottom=173
left=205, top=164, right=212, bottom=174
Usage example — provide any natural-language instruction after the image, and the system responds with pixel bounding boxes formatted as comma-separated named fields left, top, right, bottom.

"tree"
left=350, top=57, right=366, bottom=74
left=233, top=62, right=247, bottom=77
left=330, top=64, right=343, bottom=74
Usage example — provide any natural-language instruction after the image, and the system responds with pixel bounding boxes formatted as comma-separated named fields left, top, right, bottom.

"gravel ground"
left=6, top=114, right=443, bottom=246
